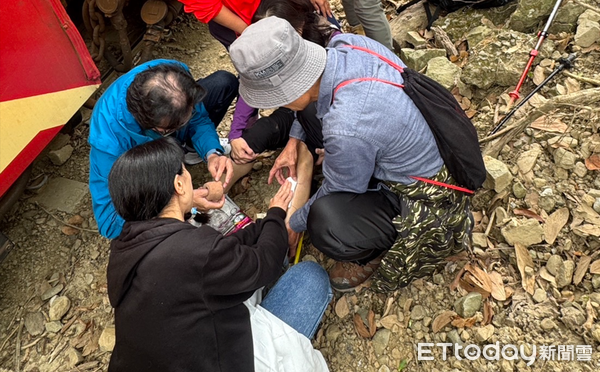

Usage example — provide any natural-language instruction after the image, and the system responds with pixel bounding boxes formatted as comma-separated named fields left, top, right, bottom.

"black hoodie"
left=107, top=207, right=288, bottom=372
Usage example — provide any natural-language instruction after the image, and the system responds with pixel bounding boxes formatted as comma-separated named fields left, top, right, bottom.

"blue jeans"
left=261, top=262, right=333, bottom=339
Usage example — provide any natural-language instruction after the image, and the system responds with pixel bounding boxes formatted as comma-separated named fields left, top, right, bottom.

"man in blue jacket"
left=229, top=17, right=473, bottom=292
left=89, top=60, right=239, bottom=239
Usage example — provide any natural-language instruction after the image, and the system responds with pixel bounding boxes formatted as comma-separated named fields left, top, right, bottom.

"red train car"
left=0, top=0, right=101, bottom=203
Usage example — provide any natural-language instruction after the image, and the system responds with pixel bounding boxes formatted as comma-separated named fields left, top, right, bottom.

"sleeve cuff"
left=266, top=207, right=287, bottom=220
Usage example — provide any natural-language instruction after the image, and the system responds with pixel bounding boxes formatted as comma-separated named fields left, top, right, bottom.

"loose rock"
left=99, top=326, right=116, bottom=352
left=483, top=156, right=513, bottom=193
left=49, top=296, right=71, bottom=321
left=410, top=305, right=427, bottom=321
left=555, top=260, right=575, bottom=288
left=24, top=312, right=45, bottom=336
left=500, top=219, right=544, bottom=247
left=454, top=292, right=482, bottom=318
left=372, top=329, right=391, bottom=356
left=532, top=288, right=547, bottom=303
left=475, top=324, right=494, bottom=343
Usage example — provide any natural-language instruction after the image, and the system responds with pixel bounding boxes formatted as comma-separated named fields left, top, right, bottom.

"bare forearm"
left=213, top=6, right=248, bottom=34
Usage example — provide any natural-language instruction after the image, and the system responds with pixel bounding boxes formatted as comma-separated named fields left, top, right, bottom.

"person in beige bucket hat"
left=229, top=16, right=473, bottom=294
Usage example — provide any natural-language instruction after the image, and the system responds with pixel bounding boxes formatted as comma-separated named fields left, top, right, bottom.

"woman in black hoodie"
left=106, top=137, right=331, bottom=372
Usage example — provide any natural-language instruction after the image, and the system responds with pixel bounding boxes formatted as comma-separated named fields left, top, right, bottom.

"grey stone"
left=462, top=29, right=553, bottom=89
left=592, top=275, right=600, bottom=289
left=509, top=0, right=557, bottom=33
left=45, top=321, right=63, bottom=333
left=560, top=307, right=586, bottom=331
left=575, top=20, right=600, bottom=48
left=24, top=312, right=45, bottom=336
left=553, top=148, right=578, bottom=169
left=406, top=31, right=427, bottom=47
left=372, top=329, right=391, bottom=356
left=483, top=156, right=513, bottom=192
left=590, top=189, right=600, bottom=198
left=447, top=329, right=463, bottom=347
left=494, top=207, right=509, bottom=225
left=592, top=325, right=600, bottom=343
left=574, top=162, right=588, bottom=178
left=433, top=273, right=444, bottom=285
left=533, top=288, right=547, bottom=303
left=325, top=324, right=342, bottom=342
left=475, top=324, right=494, bottom=343
left=556, top=260, right=575, bottom=288
left=551, top=2, right=587, bottom=33
left=30, top=177, right=88, bottom=214
left=546, top=255, right=563, bottom=276
left=472, top=233, right=487, bottom=248
left=48, top=133, right=71, bottom=151
left=63, top=347, right=83, bottom=368
left=579, top=9, right=600, bottom=24
left=540, top=318, right=557, bottom=331
left=465, top=26, right=494, bottom=48
left=512, top=181, right=527, bottom=199
left=41, top=284, right=64, bottom=301
left=454, top=292, right=482, bottom=318
left=99, top=327, right=116, bottom=352
left=49, top=296, right=71, bottom=321
left=426, top=57, right=460, bottom=90
left=411, top=305, right=427, bottom=321
left=252, top=161, right=263, bottom=171
left=400, top=48, right=447, bottom=71
left=47, top=145, right=74, bottom=166
left=517, top=146, right=542, bottom=174
left=593, top=198, right=600, bottom=214
left=539, top=195, right=556, bottom=213
left=500, top=218, right=544, bottom=247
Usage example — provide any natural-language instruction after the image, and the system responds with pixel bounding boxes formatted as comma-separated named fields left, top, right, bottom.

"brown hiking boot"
left=329, top=256, right=383, bottom=292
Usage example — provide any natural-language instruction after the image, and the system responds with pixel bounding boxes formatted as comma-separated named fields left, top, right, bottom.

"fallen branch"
left=571, top=0, right=600, bottom=14
left=432, top=26, right=458, bottom=57
left=563, top=71, right=600, bottom=86
left=483, top=88, right=600, bottom=158
left=36, top=202, right=99, bottom=233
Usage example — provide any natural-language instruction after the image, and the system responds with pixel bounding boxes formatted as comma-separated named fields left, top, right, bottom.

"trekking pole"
left=489, top=53, right=576, bottom=135
left=508, top=0, right=564, bottom=106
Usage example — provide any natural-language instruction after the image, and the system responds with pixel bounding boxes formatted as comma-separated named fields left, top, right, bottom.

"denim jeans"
left=261, top=261, right=333, bottom=339
left=196, top=70, right=239, bottom=126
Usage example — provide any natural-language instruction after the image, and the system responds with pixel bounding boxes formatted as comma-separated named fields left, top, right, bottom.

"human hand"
left=230, top=138, right=257, bottom=164
left=310, top=0, right=333, bottom=18
left=193, top=187, right=225, bottom=211
left=268, top=138, right=299, bottom=185
left=207, top=153, right=234, bottom=189
left=315, top=148, right=325, bottom=166
left=268, top=180, right=293, bottom=211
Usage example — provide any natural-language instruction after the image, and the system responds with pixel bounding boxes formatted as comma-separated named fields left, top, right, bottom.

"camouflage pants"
left=371, top=166, right=473, bottom=292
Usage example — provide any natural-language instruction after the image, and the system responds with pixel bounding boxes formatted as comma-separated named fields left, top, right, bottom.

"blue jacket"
left=288, top=34, right=444, bottom=232
left=89, top=59, right=223, bottom=239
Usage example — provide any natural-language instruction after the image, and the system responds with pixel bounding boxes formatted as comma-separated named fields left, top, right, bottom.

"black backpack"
left=397, top=0, right=515, bottom=29
left=338, top=45, right=486, bottom=192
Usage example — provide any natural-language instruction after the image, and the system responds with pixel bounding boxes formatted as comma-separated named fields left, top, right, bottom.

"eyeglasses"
left=151, top=107, right=196, bottom=137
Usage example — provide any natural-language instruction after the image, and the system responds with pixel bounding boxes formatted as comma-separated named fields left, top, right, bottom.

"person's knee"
left=289, top=262, right=331, bottom=300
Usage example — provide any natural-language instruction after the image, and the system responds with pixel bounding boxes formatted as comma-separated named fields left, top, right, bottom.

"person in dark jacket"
left=106, top=137, right=331, bottom=372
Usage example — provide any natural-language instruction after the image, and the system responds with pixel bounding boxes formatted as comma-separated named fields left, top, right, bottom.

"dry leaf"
left=382, top=296, right=395, bottom=318
left=585, top=154, right=600, bottom=171
left=335, top=297, right=349, bottom=319
left=573, top=256, right=591, bottom=286
left=465, top=109, right=477, bottom=119
left=451, top=315, right=477, bottom=328
left=463, top=264, right=492, bottom=297
left=573, top=224, right=600, bottom=237
left=583, top=300, right=596, bottom=331
left=367, top=310, right=376, bottom=337
left=530, top=115, right=568, bottom=133
left=504, top=286, right=514, bottom=299
left=353, top=314, right=372, bottom=338
left=380, top=315, right=401, bottom=330
left=590, top=260, right=600, bottom=274
left=488, top=271, right=506, bottom=301
left=450, top=266, right=467, bottom=291
left=482, top=300, right=494, bottom=326
left=67, top=215, right=84, bottom=225
left=432, top=311, right=457, bottom=333
left=544, top=208, right=569, bottom=245
left=515, top=243, right=535, bottom=295
left=514, top=208, right=545, bottom=223
left=61, top=225, right=79, bottom=236
left=539, top=267, right=557, bottom=287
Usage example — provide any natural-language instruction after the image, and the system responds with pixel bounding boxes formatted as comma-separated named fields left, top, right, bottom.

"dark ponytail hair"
left=109, top=137, right=184, bottom=221
left=252, top=0, right=334, bottom=47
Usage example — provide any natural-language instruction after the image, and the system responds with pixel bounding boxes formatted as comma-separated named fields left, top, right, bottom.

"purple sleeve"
left=229, top=96, right=257, bottom=140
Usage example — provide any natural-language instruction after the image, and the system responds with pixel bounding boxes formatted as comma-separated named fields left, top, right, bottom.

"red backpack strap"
left=410, top=176, right=474, bottom=195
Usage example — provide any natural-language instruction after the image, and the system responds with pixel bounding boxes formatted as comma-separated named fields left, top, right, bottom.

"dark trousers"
left=241, top=102, right=324, bottom=156
left=307, top=188, right=400, bottom=265
left=197, top=70, right=239, bottom=126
